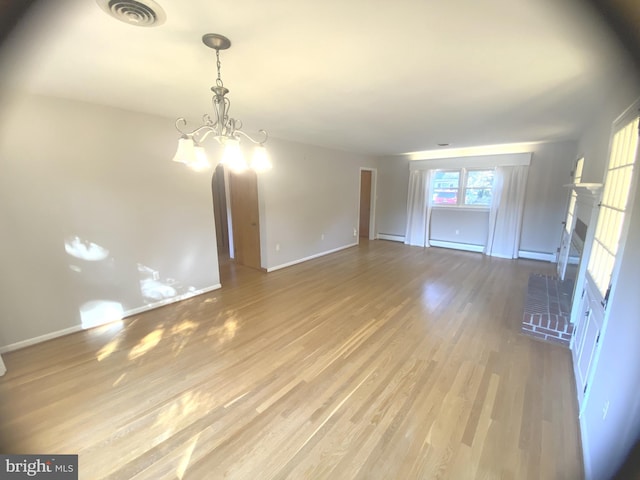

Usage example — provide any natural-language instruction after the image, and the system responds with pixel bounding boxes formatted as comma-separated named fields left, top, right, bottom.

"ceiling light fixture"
left=173, top=34, right=270, bottom=173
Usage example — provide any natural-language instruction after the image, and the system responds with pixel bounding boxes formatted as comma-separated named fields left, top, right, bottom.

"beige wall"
left=0, top=93, right=220, bottom=350
left=259, top=138, right=377, bottom=270
left=430, top=209, right=490, bottom=246
left=519, top=140, right=577, bottom=254
left=373, top=155, right=410, bottom=239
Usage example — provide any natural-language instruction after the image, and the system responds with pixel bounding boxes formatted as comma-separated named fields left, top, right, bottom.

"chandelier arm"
left=196, top=127, right=217, bottom=143
left=176, top=117, right=219, bottom=141
left=175, top=117, right=189, bottom=135
left=233, top=129, right=269, bottom=145
left=202, top=114, right=215, bottom=126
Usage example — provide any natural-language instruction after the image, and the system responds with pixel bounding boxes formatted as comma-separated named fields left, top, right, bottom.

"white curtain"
left=486, top=165, right=529, bottom=258
left=404, top=169, right=432, bottom=247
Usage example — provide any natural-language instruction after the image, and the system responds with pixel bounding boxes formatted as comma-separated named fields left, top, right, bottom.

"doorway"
left=359, top=168, right=376, bottom=240
left=211, top=165, right=263, bottom=284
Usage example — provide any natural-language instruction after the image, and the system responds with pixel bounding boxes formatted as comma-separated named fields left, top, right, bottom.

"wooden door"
left=229, top=171, right=262, bottom=270
left=359, top=170, right=372, bottom=238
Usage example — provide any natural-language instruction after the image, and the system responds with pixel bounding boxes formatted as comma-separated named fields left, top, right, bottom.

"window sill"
left=431, top=205, right=491, bottom=212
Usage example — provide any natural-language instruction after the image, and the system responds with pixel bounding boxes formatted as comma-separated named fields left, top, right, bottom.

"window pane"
left=432, top=190, right=458, bottom=204
left=464, top=170, right=494, bottom=205
left=464, top=188, right=492, bottom=205
left=433, top=171, right=460, bottom=189
left=466, top=170, right=494, bottom=188
left=432, top=171, right=460, bottom=205
left=575, top=157, right=584, bottom=183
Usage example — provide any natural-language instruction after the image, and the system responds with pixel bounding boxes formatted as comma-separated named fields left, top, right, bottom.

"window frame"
left=431, top=167, right=495, bottom=208
left=565, top=157, right=584, bottom=235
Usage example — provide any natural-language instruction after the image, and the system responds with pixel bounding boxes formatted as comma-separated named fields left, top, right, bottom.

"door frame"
left=358, top=167, right=377, bottom=241
left=213, top=165, right=235, bottom=260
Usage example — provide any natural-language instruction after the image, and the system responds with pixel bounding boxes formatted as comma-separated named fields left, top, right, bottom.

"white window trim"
left=409, top=152, right=531, bottom=170
left=431, top=206, right=491, bottom=212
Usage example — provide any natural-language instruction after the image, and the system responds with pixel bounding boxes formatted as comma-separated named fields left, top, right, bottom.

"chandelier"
left=172, top=34, right=271, bottom=173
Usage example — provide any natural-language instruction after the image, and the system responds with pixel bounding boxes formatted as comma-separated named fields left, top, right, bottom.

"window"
left=574, top=157, right=584, bottom=183
left=432, top=168, right=494, bottom=206
left=565, top=157, right=584, bottom=234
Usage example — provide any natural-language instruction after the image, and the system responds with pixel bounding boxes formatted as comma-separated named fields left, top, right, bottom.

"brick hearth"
left=522, top=273, right=574, bottom=347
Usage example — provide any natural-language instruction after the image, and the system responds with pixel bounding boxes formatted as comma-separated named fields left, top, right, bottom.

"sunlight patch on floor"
left=153, top=391, right=207, bottom=444
left=112, top=372, right=126, bottom=387
left=169, top=319, right=199, bottom=356
left=96, top=336, right=121, bottom=362
left=128, top=327, right=164, bottom=360
left=176, top=433, right=201, bottom=479
left=207, top=315, right=238, bottom=344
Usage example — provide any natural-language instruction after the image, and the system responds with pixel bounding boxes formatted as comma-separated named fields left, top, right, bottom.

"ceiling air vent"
left=96, top=0, right=166, bottom=27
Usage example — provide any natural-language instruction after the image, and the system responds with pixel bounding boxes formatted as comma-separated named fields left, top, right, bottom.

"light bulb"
left=250, top=145, right=272, bottom=172
left=189, top=146, right=211, bottom=171
left=222, top=138, right=248, bottom=173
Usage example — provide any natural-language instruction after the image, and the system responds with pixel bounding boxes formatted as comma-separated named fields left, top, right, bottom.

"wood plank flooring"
left=0, top=240, right=583, bottom=479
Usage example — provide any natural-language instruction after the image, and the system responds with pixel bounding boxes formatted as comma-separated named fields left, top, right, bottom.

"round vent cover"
left=96, top=0, right=166, bottom=27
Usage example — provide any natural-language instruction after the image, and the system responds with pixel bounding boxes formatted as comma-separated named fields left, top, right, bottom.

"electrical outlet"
left=275, top=243, right=280, bottom=252
left=321, top=234, right=325, bottom=240
left=455, top=229, right=460, bottom=235
left=353, top=228, right=357, bottom=237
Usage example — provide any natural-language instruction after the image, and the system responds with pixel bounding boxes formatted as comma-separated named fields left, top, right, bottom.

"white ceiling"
left=0, top=0, right=635, bottom=156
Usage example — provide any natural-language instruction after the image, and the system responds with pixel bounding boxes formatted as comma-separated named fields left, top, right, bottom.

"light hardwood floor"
left=0, top=240, right=583, bottom=479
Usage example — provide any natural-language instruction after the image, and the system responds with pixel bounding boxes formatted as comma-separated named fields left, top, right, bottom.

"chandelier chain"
left=216, top=49, right=224, bottom=88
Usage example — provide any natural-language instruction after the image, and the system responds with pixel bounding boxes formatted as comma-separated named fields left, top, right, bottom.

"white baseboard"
left=124, top=284, right=221, bottom=317
left=429, top=240, right=485, bottom=253
left=0, top=284, right=222, bottom=354
left=267, top=243, right=357, bottom=272
left=518, top=250, right=556, bottom=262
left=377, top=233, right=406, bottom=242
left=0, top=324, right=84, bottom=354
